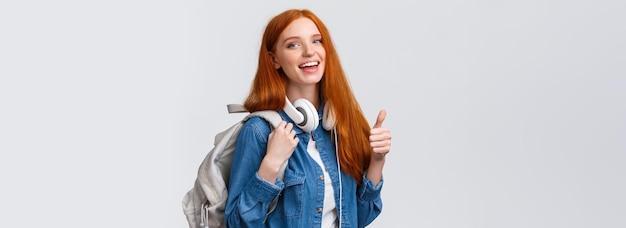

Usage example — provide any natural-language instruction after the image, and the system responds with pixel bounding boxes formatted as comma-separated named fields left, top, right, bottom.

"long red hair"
left=244, top=9, right=371, bottom=184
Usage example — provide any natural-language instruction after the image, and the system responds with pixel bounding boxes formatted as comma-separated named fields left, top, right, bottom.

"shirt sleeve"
left=356, top=173, right=384, bottom=227
left=224, top=119, right=284, bottom=227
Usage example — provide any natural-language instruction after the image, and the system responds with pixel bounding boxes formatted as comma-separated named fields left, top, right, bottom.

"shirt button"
left=319, top=175, right=324, bottom=180
left=317, top=207, right=323, bottom=213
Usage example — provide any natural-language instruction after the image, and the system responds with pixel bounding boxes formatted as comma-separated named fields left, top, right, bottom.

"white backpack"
left=182, top=104, right=287, bottom=228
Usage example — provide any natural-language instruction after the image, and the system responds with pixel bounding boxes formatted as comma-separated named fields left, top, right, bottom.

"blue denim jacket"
left=225, top=105, right=383, bottom=228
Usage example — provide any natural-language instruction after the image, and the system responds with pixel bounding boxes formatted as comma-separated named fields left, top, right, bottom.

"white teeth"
left=300, top=62, right=318, bottom=67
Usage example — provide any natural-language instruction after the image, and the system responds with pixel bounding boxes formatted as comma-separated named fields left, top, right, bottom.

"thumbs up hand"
left=370, top=110, right=391, bottom=161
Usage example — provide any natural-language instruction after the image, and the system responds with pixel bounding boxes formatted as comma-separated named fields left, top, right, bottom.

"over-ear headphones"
left=283, top=97, right=335, bottom=132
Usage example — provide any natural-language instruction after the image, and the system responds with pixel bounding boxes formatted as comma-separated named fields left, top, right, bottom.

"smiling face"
left=270, top=17, right=326, bottom=89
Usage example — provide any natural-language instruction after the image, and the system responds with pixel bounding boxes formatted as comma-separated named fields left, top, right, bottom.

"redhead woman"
left=225, top=9, right=392, bottom=228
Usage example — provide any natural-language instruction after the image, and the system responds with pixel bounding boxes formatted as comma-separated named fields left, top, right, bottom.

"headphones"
left=283, top=97, right=335, bottom=132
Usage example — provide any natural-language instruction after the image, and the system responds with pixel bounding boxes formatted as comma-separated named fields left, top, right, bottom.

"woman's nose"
left=302, top=44, right=314, bottom=57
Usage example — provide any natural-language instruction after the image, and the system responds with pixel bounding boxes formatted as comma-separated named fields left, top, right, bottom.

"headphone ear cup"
left=283, top=97, right=304, bottom=124
left=322, top=103, right=336, bottom=131
left=293, top=99, right=319, bottom=133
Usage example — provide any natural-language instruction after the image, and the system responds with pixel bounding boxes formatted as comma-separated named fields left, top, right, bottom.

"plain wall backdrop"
left=1, top=0, right=624, bottom=227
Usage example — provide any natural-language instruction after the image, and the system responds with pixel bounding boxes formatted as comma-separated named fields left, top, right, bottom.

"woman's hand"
left=366, top=110, right=391, bottom=185
left=259, top=121, right=298, bottom=182
left=370, top=110, right=391, bottom=162
left=267, top=121, right=299, bottom=161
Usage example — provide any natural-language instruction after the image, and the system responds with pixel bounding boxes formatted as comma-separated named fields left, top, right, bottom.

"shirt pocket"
left=280, top=170, right=306, bottom=218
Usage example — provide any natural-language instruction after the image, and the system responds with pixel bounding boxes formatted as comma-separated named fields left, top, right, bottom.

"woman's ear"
left=268, top=52, right=281, bottom=69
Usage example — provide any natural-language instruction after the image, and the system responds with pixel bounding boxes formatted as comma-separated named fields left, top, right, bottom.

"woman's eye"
left=313, top=39, right=322, bottom=44
left=287, top=43, right=300, bottom=48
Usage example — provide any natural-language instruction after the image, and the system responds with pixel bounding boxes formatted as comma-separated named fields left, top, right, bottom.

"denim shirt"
left=225, top=105, right=383, bottom=228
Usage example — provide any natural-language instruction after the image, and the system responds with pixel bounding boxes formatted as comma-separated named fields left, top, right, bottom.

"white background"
left=1, top=0, right=624, bottom=227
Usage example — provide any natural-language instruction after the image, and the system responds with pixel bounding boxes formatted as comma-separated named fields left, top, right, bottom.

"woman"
left=225, top=9, right=392, bottom=227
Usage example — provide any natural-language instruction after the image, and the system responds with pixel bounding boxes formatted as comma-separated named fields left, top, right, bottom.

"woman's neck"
left=286, top=86, right=320, bottom=109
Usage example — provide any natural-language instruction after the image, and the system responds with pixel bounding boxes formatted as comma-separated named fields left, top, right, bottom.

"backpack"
left=182, top=104, right=287, bottom=228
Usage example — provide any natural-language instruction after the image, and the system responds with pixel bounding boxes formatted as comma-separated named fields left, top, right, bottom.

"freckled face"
left=271, top=18, right=326, bottom=87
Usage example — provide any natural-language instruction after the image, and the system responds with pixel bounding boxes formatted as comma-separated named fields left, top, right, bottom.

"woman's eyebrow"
left=281, top=36, right=300, bottom=45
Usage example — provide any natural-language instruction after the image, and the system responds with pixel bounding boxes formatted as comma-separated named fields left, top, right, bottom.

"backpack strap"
left=227, top=103, right=283, bottom=129
left=244, top=110, right=282, bottom=128
left=227, top=104, right=247, bottom=113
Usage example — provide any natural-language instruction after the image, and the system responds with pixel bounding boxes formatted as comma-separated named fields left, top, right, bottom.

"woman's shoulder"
left=240, top=116, right=273, bottom=139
